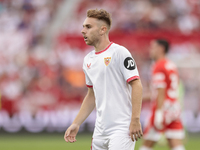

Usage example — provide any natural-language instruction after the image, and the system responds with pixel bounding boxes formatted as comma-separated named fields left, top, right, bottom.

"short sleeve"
left=83, top=62, right=93, bottom=88
left=152, top=67, right=166, bottom=88
left=118, top=47, right=140, bottom=83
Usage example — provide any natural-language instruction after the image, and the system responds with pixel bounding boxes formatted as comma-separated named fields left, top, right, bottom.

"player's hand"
left=129, top=118, right=143, bottom=142
left=154, top=109, right=164, bottom=130
left=64, top=124, right=80, bottom=143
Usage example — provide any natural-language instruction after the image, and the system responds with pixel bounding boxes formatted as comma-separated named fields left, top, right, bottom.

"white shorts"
left=91, top=134, right=136, bottom=150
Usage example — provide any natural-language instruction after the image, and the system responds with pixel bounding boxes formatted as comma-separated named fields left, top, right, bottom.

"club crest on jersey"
left=104, top=57, right=111, bottom=66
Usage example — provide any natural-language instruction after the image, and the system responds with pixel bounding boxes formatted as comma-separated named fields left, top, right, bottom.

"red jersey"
left=143, top=59, right=184, bottom=137
left=151, top=58, right=182, bottom=126
left=152, top=58, right=179, bottom=103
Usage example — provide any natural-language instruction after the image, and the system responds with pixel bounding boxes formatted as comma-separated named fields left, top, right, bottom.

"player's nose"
left=81, top=28, right=86, bottom=35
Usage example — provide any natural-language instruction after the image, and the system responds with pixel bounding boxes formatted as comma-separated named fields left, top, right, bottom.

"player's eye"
left=86, top=25, right=91, bottom=29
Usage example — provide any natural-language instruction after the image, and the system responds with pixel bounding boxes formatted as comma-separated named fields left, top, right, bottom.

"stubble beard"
left=86, top=36, right=99, bottom=47
left=86, top=38, right=93, bottom=46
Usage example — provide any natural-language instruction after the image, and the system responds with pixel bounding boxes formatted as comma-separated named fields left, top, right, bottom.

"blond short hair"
left=87, top=9, right=112, bottom=29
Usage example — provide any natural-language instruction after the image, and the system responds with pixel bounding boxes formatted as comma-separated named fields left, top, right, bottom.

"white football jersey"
left=83, top=42, right=140, bottom=137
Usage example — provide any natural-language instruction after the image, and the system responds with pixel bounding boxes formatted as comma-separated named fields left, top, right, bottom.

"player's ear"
left=100, top=25, right=107, bottom=35
left=159, top=45, right=165, bottom=55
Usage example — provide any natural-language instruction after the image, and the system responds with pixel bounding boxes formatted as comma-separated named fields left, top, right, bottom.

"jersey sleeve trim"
left=86, top=84, right=93, bottom=88
left=127, top=76, right=140, bottom=83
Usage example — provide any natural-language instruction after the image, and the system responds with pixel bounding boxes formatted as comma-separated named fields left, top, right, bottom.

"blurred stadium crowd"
left=0, top=0, right=200, bottom=132
left=64, top=0, right=200, bottom=34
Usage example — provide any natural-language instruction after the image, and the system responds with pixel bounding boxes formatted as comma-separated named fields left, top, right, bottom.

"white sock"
left=171, top=145, right=185, bottom=150
left=139, top=146, right=152, bottom=150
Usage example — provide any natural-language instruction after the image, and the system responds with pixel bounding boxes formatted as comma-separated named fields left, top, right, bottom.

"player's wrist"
left=131, top=117, right=140, bottom=122
left=72, top=122, right=81, bottom=127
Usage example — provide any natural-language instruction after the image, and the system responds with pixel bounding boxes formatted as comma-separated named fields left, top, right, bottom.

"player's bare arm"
left=129, top=79, right=143, bottom=142
left=64, top=87, right=95, bottom=143
left=156, top=88, right=165, bottom=109
left=154, top=87, right=166, bottom=130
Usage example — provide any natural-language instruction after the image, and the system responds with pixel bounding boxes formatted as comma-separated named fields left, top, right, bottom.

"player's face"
left=81, top=17, right=101, bottom=46
left=150, top=41, right=160, bottom=60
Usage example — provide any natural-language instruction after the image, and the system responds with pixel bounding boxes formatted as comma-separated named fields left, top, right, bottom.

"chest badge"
left=104, top=57, right=111, bottom=66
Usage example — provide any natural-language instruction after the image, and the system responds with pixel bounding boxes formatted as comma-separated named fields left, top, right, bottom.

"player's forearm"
left=72, top=88, right=95, bottom=126
left=130, top=79, right=143, bottom=120
left=156, top=88, right=165, bottom=109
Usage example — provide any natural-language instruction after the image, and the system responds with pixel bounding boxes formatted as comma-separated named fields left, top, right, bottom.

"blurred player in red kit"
left=64, top=9, right=143, bottom=150
left=139, top=39, right=185, bottom=150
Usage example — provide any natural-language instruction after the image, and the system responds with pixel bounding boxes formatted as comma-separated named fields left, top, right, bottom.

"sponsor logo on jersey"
left=87, top=63, right=91, bottom=69
left=104, top=57, right=111, bottom=66
left=124, top=57, right=136, bottom=70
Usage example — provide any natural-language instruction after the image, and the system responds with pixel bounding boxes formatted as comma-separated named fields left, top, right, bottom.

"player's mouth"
left=84, top=36, right=88, bottom=41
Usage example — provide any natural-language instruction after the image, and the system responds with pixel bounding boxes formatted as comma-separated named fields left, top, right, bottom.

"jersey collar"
left=95, top=42, right=113, bottom=55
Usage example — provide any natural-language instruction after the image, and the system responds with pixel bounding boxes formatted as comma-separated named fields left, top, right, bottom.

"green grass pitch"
left=0, top=132, right=199, bottom=150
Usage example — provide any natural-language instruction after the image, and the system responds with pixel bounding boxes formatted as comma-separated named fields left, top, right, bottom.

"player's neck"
left=94, top=37, right=110, bottom=53
left=155, top=55, right=165, bottom=62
